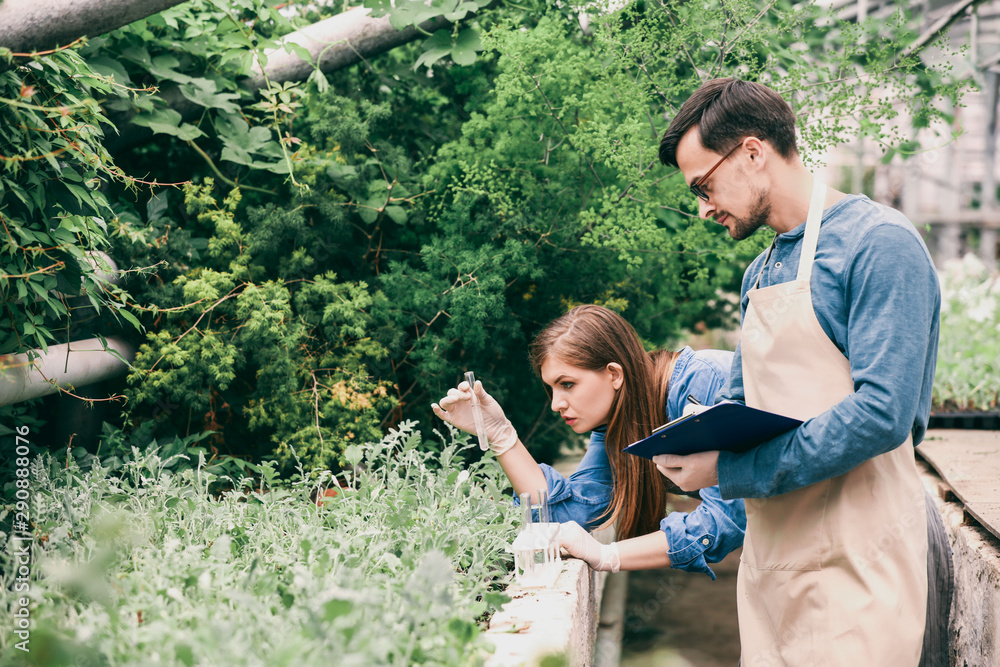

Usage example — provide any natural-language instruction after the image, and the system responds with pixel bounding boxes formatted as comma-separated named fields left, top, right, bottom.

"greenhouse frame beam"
left=0, top=0, right=190, bottom=53
left=245, top=6, right=452, bottom=90
left=900, top=0, right=993, bottom=60
left=0, top=337, right=135, bottom=407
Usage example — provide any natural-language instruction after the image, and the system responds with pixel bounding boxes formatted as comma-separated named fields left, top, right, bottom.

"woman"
left=432, top=304, right=745, bottom=577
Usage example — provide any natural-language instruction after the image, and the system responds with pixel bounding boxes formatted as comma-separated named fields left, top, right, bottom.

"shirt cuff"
left=716, top=449, right=752, bottom=500
left=717, top=429, right=797, bottom=499
left=660, top=515, right=719, bottom=581
left=511, top=464, right=609, bottom=529
left=511, top=464, right=574, bottom=507
left=659, top=486, right=747, bottom=580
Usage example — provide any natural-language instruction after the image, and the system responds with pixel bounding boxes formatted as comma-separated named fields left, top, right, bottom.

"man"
left=653, top=78, right=948, bottom=666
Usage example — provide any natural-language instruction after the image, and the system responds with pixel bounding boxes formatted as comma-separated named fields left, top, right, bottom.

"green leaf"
left=414, top=31, right=453, bottom=70
left=385, top=206, right=408, bottom=224
left=359, top=195, right=383, bottom=224
left=148, top=54, right=196, bottom=85
left=445, top=1, right=479, bottom=22
left=386, top=3, right=420, bottom=30
left=284, top=42, right=314, bottom=67
left=307, top=68, right=330, bottom=94
left=323, top=598, right=354, bottom=621
left=64, top=182, right=96, bottom=209
left=147, top=194, right=170, bottom=222
left=216, top=113, right=276, bottom=167
left=451, top=28, right=482, bottom=66
left=178, top=78, right=241, bottom=114
left=121, top=46, right=152, bottom=69
left=119, top=309, right=143, bottom=332
left=132, top=107, right=205, bottom=140
left=344, top=445, right=363, bottom=467
left=173, top=124, right=204, bottom=141
left=87, top=56, right=132, bottom=84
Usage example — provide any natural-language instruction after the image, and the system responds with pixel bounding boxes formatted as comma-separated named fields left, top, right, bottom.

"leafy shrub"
left=934, top=254, right=1000, bottom=412
left=0, top=421, right=517, bottom=665
left=120, top=180, right=397, bottom=471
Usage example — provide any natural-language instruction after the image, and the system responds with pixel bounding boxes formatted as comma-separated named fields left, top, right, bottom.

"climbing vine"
left=0, top=41, right=154, bottom=384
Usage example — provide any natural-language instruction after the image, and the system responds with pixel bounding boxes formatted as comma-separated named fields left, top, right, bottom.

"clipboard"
left=622, top=402, right=802, bottom=459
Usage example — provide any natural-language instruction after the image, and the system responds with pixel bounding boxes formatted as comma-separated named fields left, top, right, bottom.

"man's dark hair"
left=658, top=78, right=798, bottom=168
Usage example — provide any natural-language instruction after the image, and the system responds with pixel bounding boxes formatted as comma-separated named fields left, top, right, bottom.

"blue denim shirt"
left=528, top=347, right=747, bottom=579
left=717, top=194, right=941, bottom=499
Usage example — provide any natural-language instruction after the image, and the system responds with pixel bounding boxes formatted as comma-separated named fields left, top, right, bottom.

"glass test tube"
left=520, top=492, right=533, bottom=528
left=464, top=371, right=490, bottom=451
left=537, top=489, right=549, bottom=523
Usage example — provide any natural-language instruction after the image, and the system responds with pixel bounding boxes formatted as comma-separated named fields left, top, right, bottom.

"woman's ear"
left=607, top=362, right=624, bottom=391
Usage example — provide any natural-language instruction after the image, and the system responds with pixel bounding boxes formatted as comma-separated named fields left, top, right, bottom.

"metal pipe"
left=0, top=336, right=135, bottom=407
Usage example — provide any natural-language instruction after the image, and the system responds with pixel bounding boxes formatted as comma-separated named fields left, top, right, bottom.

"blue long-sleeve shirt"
left=717, top=194, right=940, bottom=500
left=528, top=346, right=747, bottom=579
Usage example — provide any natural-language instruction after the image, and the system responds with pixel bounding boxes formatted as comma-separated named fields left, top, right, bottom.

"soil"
left=619, top=495, right=742, bottom=667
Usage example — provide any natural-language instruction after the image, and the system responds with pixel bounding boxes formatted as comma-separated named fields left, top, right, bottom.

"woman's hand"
left=558, top=521, right=621, bottom=573
left=431, top=380, right=518, bottom=456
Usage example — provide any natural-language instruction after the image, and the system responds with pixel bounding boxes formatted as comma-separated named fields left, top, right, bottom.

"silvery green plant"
left=0, top=421, right=517, bottom=665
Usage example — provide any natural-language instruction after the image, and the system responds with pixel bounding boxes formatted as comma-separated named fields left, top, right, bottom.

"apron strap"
left=751, top=239, right=776, bottom=290
left=796, top=177, right=827, bottom=283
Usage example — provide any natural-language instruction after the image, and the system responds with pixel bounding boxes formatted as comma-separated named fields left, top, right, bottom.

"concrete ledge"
left=486, top=559, right=606, bottom=666
left=485, top=446, right=615, bottom=666
left=593, top=571, right=628, bottom=667
left=918, top=458, right=1000, bottom=665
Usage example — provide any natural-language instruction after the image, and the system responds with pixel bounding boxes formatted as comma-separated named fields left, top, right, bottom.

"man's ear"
left=607, top=362, right=624, bottom=390
left=744, top=136, right=766, bottom=170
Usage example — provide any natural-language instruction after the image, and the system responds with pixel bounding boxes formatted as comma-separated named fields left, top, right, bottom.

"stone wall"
left=485, top=559, right=606, bottom=666
left=920, top=461, right=1000, bottom=666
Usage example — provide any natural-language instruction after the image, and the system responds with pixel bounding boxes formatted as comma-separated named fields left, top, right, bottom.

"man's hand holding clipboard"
left=653, top=450, right=721, bottom=493
left=623, top=397, right=803, bottom=492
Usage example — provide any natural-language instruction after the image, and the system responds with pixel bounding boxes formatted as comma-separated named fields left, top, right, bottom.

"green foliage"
left=363, top=0, right=963, bottom=457
left=0, top=46, right=142, bottom=357
left=113, top=0, right=965, bottom=467
left=0, top=421, right=516, bottom=664
left=934, top=255, right=1000, bottom=412
left=121, top=180, right=396, bottom=471
left=365, top=0, right=493, bottom=69
left=4, top=0, right=966, bottom=470
left=91, top=0, right=314, bottom=182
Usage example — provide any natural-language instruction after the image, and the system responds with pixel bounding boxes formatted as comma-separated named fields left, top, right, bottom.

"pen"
left=686, top=394, right=702, bottom=406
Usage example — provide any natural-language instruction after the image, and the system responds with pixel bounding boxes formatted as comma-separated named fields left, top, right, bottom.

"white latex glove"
left=431, top=380, right=518, bottom=456
left=558, top=520, right=621, bottom=573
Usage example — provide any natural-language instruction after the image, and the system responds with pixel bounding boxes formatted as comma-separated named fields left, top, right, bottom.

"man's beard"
left=728, top=187, right=770, bottom=240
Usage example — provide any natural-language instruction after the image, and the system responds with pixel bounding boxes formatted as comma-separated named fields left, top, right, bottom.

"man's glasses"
left=689, top=137, right=761, bottom=202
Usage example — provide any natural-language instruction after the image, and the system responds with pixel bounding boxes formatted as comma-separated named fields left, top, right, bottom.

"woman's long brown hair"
left=528, top=305, right=678, bottom=540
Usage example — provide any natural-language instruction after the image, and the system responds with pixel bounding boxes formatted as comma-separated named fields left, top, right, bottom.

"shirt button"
left=774, top=261, right=783, bottom=269
left=701, top=538, right=710, bottom=545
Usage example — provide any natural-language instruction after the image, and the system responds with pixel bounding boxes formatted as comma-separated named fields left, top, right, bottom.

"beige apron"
left=737, top=178, right=928, bottom=666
